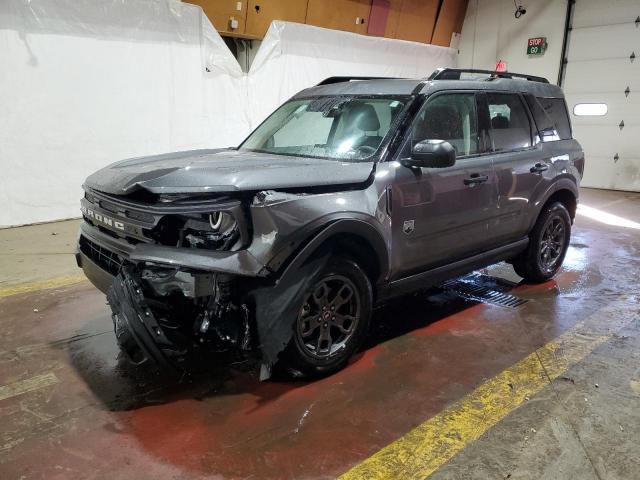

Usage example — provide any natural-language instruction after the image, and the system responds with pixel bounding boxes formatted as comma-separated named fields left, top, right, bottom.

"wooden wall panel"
left=453, top=0, right=468, bottom=33
left=189, top=0, right=248, bottom=36
left=245, top=0, right=309, bottom=38
left=382, top=0, right=403, bottom=38
left=190, top=0, right=467, bottom=45
left=306, top=0, right=372, bottom=35
left=432, top=0, right=468, bottom=47
left=383, top=0, right=439, bottom=44
left=398, top=0, right=439, bottom=43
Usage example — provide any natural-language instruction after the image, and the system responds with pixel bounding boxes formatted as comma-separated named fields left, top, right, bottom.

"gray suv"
left=76, top=68, right=584, bottom=378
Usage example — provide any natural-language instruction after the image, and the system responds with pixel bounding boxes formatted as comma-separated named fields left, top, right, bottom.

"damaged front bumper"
left=76, top=222, right=269, bottom=295
left=76, top=221, right=268, bottom=374
left=107, top=268, right=185, bottom=372
left=75, top=194, right=336, bottom=378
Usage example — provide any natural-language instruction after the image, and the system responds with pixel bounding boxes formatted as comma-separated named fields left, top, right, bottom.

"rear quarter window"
left=536, top=97, right=572, bottom=140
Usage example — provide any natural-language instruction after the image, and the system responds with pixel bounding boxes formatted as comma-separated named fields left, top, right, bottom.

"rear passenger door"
left=484, top=92, right=550, bottom=243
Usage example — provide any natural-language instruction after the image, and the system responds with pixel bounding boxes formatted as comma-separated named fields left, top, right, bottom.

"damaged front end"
left=76, top=186, right=269, bottom=375
left=77, top=181, right=329, bottom=380
left=107, top=265, right=253, bottom=374
left=77, top=178, right=375, bottom=379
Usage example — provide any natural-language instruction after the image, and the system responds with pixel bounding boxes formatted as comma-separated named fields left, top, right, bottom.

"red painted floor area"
left=1, top=190, right=638, bottom=479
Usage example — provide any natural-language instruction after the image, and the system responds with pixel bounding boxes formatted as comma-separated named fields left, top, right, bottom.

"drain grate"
left=442, top=275, right=528, bottom=308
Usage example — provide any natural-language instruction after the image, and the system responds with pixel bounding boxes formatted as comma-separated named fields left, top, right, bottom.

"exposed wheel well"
left=313, top=233, right=382, bottom=293
left=544, top=189, right=577, bottom=221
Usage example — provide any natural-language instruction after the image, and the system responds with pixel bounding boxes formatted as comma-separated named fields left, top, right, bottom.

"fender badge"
left=403, top=220, right=415, bottom=235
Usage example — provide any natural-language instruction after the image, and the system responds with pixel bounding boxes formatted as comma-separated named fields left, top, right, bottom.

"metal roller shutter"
left=561, top=0, right=640, bottom=191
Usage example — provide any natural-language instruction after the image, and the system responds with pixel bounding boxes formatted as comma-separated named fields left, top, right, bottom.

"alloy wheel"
left=539, top=216, right=565, bottom=273
left=296, top=275, right=361, bottom=359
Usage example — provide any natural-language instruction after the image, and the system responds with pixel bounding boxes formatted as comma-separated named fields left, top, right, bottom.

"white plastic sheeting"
left=0, top=0, right=246, bottom=227
left=1, top=1, right=456, bottom=227
left=248, top=21, right=458, bottom=128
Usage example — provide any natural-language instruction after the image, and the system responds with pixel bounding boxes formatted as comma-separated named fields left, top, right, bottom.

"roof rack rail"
left=428, top=68, right=549, bottom=83
left=316, top=76, right=404, bottom=86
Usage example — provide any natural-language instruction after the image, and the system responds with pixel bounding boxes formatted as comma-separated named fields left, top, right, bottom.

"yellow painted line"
left=340, top=307, right=632, bottom=480
left=0, top=373, right=60, bottom=402
left=0, top=274, right=86, bottom=299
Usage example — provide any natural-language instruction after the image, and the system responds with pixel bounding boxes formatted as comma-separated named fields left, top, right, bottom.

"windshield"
left=239, top=96, right=409, bottom=161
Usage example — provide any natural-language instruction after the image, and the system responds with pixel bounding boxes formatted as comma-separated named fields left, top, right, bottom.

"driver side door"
left=390, top=92, right=498, bottom=279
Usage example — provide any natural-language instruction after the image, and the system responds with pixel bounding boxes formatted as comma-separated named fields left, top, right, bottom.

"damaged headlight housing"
left=208, top=211, right=235, bottom=231
left=183, top=211, right=240, bottom=250
left=143, top=194, right=250, bottom=251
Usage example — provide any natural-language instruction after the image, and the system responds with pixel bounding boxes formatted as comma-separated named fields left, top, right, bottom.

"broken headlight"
left=208, top=211, right=234, bottom=231
left=183, top=211, right=239, bottom=250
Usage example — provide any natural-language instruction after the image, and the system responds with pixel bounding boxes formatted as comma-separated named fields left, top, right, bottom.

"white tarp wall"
left=248, top=21, right=458, bottom=128
left=0, top=0, right=247, bottom=227
left=0, top=2, right=456, bottom=227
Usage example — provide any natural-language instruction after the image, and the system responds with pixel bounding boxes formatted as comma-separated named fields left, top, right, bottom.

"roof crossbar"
left=428, top=68, right=549, bottom=83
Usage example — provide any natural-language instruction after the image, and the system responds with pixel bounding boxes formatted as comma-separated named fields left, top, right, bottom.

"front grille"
left=79, top=235, right=124, bottom=276
left=126, top=209, right=155, bottom=222
left=98, top=199, right=155, bottom=223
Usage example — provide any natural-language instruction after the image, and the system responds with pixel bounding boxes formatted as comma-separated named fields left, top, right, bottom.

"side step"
left=380, top=238, right=529, bottom=302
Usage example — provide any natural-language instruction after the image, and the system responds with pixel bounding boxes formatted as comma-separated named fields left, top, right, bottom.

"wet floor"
left=1, top=188, right=639, bottom=479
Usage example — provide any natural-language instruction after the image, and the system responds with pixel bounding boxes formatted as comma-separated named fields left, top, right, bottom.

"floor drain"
left=442, top=274, right=528, bottom=308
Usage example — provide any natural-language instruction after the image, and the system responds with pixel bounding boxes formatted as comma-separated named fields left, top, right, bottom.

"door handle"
left=530, top=162, right=549, bottom=174
left=463, top=174, right=489, bottom=185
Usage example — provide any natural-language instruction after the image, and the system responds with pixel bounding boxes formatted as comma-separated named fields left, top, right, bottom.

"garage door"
left=562, top=0, right=640, bottom=191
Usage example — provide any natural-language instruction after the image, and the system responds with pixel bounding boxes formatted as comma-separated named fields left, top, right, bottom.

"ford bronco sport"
left=76, top=68, right=584, bottom=378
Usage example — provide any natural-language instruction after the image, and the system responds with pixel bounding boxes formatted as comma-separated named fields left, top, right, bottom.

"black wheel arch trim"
left=529, top=176, right=579, bottom=231
left=269, top=214, right=390, bottom=287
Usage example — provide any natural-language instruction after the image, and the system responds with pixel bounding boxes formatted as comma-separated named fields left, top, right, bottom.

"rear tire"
left=278, top=255, right=372, bottom=377
left=513, top=202, right=571, bottom=283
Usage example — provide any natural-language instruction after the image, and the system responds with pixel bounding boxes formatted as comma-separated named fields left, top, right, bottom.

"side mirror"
left=402, top=140, right=456, bottom=168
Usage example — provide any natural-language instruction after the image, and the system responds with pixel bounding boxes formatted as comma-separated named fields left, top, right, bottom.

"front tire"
left=513, top=202, right=571, bottom=283
left=278, top=256, right=373, bottom=377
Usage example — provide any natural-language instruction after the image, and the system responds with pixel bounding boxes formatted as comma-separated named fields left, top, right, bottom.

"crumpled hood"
left=84, top=149, right=375, bottom=195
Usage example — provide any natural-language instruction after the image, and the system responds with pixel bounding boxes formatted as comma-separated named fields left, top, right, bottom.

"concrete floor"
left=0, top=188, right=639, bottom=479
left=0, top=219, right=82, bottom=289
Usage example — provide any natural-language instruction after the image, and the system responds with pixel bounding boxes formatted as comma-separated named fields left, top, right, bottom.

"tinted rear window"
left=536, top=97, right=572, bottom=140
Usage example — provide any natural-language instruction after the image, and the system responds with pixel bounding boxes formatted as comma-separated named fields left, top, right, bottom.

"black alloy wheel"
left=539, top=216, right=566, bottom=274
left=296, top=275, right=361, bottom=359
left=280, top=256, right=372, bottom=377
left=512, top=201, right=572, bottom=283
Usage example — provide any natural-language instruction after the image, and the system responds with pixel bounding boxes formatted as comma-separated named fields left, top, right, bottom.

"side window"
left=412, top=93, right=478, bottom=157
left=487, top=93, right=532, bottom=151
left=525, top=95, right=559, bottom=142
left=537, top=97, right=572, bottom=140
